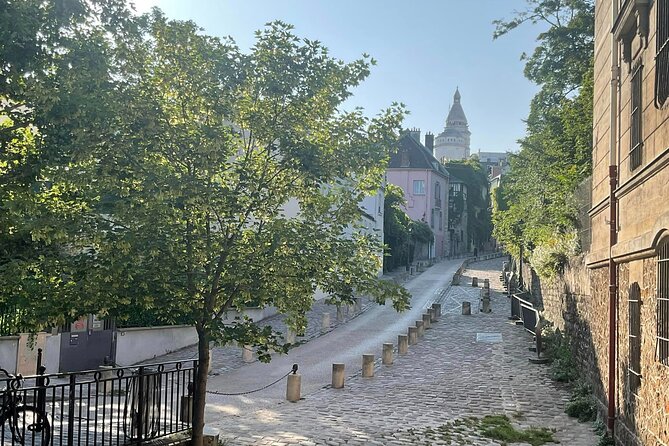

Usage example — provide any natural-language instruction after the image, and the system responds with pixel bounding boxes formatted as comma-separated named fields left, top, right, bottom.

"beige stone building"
left=579, top=0, right=669, bottom=444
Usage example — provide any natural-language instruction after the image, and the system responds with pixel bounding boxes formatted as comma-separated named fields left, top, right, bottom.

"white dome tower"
left=433, top=88, right=471, bottom=161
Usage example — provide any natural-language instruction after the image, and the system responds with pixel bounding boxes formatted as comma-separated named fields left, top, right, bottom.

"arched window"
left=658, top=238, right=669, bottom=365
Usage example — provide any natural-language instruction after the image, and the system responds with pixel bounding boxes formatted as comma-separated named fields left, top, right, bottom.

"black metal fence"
left=1, top=360, right=197, bottom=445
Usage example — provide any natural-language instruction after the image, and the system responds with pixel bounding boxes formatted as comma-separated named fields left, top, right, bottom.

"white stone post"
left=332, top=363, right=345, bottom=388
left=422, top=313, right=431, bottom=329
left=382, top=343, right=393, bottom=365
left=362, top=354, right=375, bottom=377
left=416, top=320, right=425, bottom=337
left=242, top=345, right=253, bottom=363
left=398, top=334, right=409, bottom=354
left=408, top=327, right=418, bottom=345
left=286, top=373, right=301, bottom=402
left=321, top=312, right=331, bottom=332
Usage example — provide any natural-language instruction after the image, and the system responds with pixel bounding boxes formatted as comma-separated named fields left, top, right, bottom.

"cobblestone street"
left=204, top=258, right=600, bottom=445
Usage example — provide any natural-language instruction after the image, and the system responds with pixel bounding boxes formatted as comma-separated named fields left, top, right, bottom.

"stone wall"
left=521, top=255, right=669, bottom=446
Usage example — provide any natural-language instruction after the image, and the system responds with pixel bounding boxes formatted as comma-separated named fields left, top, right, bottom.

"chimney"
left=409, top=127, right=421, bottom=142
left=425, top=132, right=434, bottom=151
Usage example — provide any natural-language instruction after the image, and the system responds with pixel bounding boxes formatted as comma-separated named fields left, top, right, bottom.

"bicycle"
left=0, top=368, right=51, bottom=446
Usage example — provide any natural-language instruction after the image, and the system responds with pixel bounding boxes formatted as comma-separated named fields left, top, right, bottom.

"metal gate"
left=59, top=315, right=116, bottom=372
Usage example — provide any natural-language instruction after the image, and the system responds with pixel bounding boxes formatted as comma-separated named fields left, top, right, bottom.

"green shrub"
left=565, top=382, right=597, bottom=422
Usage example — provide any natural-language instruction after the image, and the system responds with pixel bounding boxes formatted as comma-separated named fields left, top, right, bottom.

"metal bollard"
left=362, top=354, right=375, bottom=377
left=398, top=334, right=409, bottom=354
left=462, top=301, right=471, bottom=315
left=321, top=312, right=331, bottom=332
left=422, top=313, right=431, bottom=329
left=382, top=343, right=393, bottom=365
left=416, top=320, right=425, bottom=337
left=286, top=373, right=301, bottom=402
left=332, top=363, right=345, bottom=388
left=408, top=327, right=418, bottom=345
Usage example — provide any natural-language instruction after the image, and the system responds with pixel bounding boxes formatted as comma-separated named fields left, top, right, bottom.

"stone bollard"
left=408, top=327, right=418, bottom=345
left=432, top=303, right=442, bottom=321
left=422, top=313, right=431, bottom=329
left=362, top=354, right=375, bottom=377
left=481, top=297, right=491, bottom=313
left=416, top=320, right=425, bottom=337
left=472, top=277, right=478, bottom=287
left=481, top=287, right=490, bottom=298
left=332, top=363, right=345, bottom=388
left=286, top=373, right=301, bottom=402
left=242, top=345, right=254, bottom=363
left=203, top=426, right=220, bottom=446
left=484, top=278, right=490, bottom=289
left=336, top=305, right=344, bottom=322
left=180, top=394, right=193, bottom=423
left=321, top=312, right=331, bottom=332
left=208, top=349, right=214, bottom=374
left=452, top=273, right=461, bottom=285
left=462, top=301, right=471, bottom=315
left=428, top=307, right=437, bottom=323
left=382, top=343, right=393, bottom=365
left=398, top=334, right=409, bottom=354
left=286, top=329, right=296, bottom=344
left=354, top=297, right=363, bottom=313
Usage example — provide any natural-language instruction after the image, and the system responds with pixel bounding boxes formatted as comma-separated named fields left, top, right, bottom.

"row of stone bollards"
left=322, top=302, right=442, bottom=394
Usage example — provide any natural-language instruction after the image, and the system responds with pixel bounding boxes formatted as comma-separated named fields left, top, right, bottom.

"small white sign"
left=476, top=332, right=502, bottom=343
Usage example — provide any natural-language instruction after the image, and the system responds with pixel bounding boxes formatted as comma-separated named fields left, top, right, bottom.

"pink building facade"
left=387, top=132, right=450, bottom=258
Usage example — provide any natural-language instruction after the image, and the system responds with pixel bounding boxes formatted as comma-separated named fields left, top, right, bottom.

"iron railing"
left=1, top=359, right=197, bottom=446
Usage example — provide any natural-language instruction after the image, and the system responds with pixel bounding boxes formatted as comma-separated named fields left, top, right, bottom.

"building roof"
left=388, top=133, right=449, bottom=178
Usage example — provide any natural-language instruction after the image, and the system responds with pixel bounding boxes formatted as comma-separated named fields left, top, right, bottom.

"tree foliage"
left=1, top=3, right=410, bottom=443
left=492, top=0, right=594, bottom=277
left=444, top=159, right=492, bottom=250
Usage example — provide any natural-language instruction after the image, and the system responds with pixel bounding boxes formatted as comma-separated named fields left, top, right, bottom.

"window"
left=658, top=238, right=669, bottom=366
left=438, top=211, right=443, bottom=231
left=413, top=180, right=425, bottom=195
left=630, top=63, right=643, bottom=171
left=629, top=282, right=642, bottom=395
left=434, top=182, right=441, bottom=208
left=656, top=0, right=669, bottom=107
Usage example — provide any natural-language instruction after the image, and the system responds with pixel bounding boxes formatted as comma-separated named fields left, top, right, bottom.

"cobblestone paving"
left=209, top=258, right=599, bottom=445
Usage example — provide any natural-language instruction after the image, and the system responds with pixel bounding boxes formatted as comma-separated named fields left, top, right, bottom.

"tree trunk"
left=191, top=327, right=210, bottom=446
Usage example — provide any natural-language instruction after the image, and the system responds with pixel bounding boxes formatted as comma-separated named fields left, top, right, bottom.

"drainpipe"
left=607, top=0, right=620, bottom=434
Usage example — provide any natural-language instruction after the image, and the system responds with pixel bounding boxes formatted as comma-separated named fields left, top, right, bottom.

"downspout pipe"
left=607, top=0, right=620, bottom=434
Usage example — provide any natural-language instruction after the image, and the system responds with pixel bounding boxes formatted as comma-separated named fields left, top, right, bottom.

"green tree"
left=71, top=15, right=410, bottom=445
left=0, top=0, right=141, bottom=332
left=492, top=0, right=594, bottom=277
left=444, top=159, right=492, bottom=251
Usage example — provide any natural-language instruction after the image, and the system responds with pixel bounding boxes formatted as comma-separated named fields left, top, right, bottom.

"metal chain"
left=206, top=364, right=297, bottom=396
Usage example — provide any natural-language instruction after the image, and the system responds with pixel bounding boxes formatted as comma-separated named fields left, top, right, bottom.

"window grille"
left=630, top=63, right=643, bottom=171
left=658, top=238, right=669, bottom=366
left=628, top=282, right=642, bottom=395
left=656, top=0, right=669, bottom=107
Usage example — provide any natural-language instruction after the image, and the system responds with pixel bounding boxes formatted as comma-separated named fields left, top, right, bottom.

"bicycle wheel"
left=6, top=405, right=51, bottom=446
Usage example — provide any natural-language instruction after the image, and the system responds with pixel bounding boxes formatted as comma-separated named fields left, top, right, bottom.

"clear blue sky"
left=132, top=0, right=542, bottom=153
